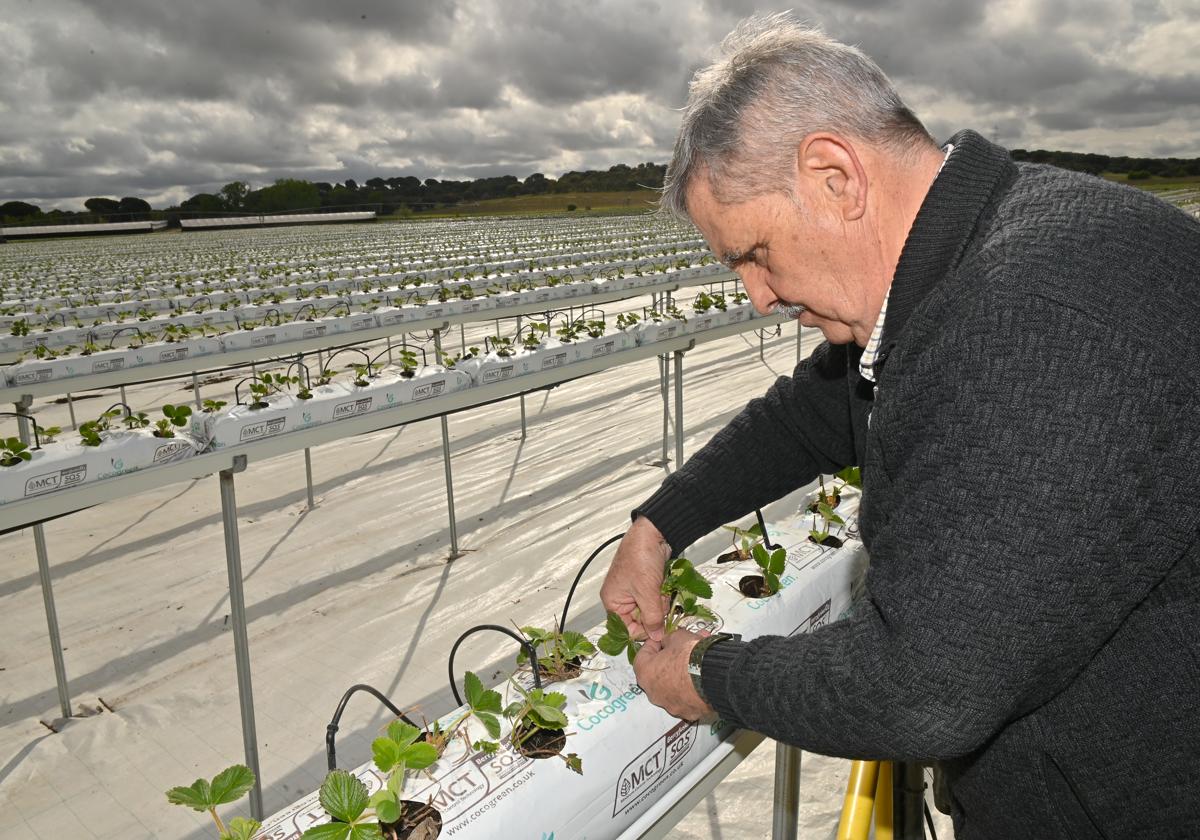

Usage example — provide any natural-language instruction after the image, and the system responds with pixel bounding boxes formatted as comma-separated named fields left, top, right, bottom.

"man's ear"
left=796, top=134, right=867, bottom=221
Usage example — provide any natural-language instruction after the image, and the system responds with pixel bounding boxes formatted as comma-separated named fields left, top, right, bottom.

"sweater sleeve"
left=700, top=293, right=1199, bottom=761
left=635, top=340, right=862, bottom=555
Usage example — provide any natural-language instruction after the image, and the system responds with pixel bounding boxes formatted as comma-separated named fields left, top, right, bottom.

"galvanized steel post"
left=772, top=742, right=803, bottom=840
left=433, top=329, right=460, bottom=558
left=16, top=399, right=72, bottom=720
left=673, top=349, right=684, bottom=468
left=218, top=455, right=263, bottom=820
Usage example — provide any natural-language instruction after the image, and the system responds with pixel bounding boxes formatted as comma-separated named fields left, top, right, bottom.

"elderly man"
left=600, top=13, right=1200, bottom=840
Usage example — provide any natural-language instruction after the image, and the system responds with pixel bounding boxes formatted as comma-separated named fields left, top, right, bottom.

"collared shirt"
left=859, top=143, right=955, bottom=382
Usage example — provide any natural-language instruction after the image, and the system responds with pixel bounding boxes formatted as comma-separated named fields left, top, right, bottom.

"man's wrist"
left=687, top=632, right=740, bottom=704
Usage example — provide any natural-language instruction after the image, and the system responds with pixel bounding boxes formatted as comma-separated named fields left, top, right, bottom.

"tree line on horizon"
left=2, top=150, right=1198, bottom=224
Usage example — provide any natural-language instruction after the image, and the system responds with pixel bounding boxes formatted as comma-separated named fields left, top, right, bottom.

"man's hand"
left=601, top=516, right=671, bottom=641
left=633, top=629, right=714, bottom=721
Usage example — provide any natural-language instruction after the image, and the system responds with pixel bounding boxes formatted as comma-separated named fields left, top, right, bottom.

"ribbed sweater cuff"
left=699, top=638, right=747, bottom=724
left=633, top=479, right=711, bottom=556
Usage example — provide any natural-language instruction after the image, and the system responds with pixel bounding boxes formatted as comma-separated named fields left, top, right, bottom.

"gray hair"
left=661, top=13, right=935, bottom=220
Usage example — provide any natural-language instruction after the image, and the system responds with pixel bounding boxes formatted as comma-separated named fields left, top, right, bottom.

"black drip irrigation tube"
left=558, top=533, right=624, bottom=634
left=324, top=684, right=419, bottom=771
left=716, top=510, right=781, bottom=563
left=447, top=625, right=540, bottom=707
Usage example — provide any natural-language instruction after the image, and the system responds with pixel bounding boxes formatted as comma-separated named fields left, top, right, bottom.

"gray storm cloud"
left=1, top=0, right=1197, bottom=209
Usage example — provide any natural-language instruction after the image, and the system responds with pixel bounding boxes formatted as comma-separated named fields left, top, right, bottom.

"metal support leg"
left=192, top=373, right=202, bottom=411
left=459, top=322, right=466, bottom=353
left=892, top=762, right=926, bottom=840
left=17, top=400, right=72, bottom=719
left=119, top=384, right=127, bottom=406
left=433, top=330, right=460, bottom=559
left=760, top=329, right=766, bottom=363
left=386, top=338, right=393, bottom=366
left=771, top=743, right=803, bottom=840
left=519, top=394, right=527, bottom=439
left=660, top=354, right=670, bottom=467
left=218, top=457, right=263, bottom=820
left=303, top=448, right=316, bottom=509
left=66, top=393, right=78, bottom=430
left=673, top=350, right=684, bottom=468
left=796, top=321, right=804, bottom=366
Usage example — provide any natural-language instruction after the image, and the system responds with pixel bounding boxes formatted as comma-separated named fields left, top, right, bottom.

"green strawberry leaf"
left=400, top=742, right=438, bottom=771
left=564, top=753, right=583, bottom=775
left=386, top=720, right=421, bottom=747
left=475, top=711, right=501, bottom=739
left=318, top=770, right=369, bottom=824
left=209, top=765, right=255, bottom=807
left=301, top=824, right=353, bottom=840
left=464, top=671, right=485, bottom=708
left=166, top=778, right=212, bottom=811
left=370, top=790, right=400, bottom=825
left=767, top=548, right=786, bottom=576
left=223, top=817, right=262, bottom=840
left=372, top=737, right=401, bottom=773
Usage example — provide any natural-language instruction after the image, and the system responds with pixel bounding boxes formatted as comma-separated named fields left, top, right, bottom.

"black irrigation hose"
left=755, top=509, right=782, bottom=551
left=558, top=532, right=624, bottom=634
left=325, top=683, right=419, bottom=772
left=447, top=625, right=540, bottom=707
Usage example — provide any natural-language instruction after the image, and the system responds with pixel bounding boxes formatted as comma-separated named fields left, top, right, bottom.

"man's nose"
left=740, top=275, right=775, bottom=316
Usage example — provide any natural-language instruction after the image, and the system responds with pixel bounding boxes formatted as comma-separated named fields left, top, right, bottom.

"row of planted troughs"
left=0, top=236, right=708, bottom=320
left=1, top=259, right=726, bottom=376
left=0, top=291, right=758, bottom=505
left=0, top=215, right=699, bottom=301
left=0, top=255, right=721, bottom=364
left=166, top=478, right=866, bottom=840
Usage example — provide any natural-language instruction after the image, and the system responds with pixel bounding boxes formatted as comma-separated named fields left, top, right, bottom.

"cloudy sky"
left=2, top=0, right=1198, bottom=210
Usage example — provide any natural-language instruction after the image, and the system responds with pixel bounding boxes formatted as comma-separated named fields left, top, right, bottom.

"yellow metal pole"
left=836, top=760, right=880, bottom=840
left=874, top=761, right=894, bottom=840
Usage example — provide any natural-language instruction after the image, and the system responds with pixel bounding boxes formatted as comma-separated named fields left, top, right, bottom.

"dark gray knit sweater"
left=637, top=131, right=1200, bottom=839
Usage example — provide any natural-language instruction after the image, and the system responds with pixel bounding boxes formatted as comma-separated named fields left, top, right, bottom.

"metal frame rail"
left=7, top=312, right=803, bottom=821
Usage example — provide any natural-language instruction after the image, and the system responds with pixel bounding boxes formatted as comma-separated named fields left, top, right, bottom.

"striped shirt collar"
left=859, top=143, right=955, bottom=383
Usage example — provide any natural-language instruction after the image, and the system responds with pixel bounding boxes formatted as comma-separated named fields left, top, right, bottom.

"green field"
left=1102, top=173, right=1200, bottom=193
left=409, top=189, right=662, bottom=218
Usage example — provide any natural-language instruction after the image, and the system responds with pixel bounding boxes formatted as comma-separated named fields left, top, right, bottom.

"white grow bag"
left=0, top=430, right=204, bottom=505
left=253, top=500, right=866, bottom=839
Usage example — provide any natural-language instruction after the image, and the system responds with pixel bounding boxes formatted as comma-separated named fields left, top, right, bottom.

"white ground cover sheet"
left=1, top=311, right=952, bottom=840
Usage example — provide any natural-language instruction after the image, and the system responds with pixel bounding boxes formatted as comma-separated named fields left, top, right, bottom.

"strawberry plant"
left=155, top=404, right=192, bottom=438
left=746, top=542, right=787, bottom=597
left=202, top=399, right=228, bottom=413
left=809, top=500, right=845, bottom=548
left=124, top=411, right=151, bottom=430
left=0, top=437, right=31, bottom=467
left=34, top=424, right=62, bottom=443
left=503, top=679, right=582, bottom=774
left=516, top=626, right=596, bottom=681
left=615, top=312, right=640, bottom=331
left=10, top=319, right=28, bottom=337
left=717, top=523, right=763, bottom=564
left=166, top=764, right=260, bottom=840
left=428, top=671, right=503, bottom=756
left=599, top=557, right=715, bottom=662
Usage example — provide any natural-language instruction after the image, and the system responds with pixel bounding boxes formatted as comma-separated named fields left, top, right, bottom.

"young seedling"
left=0, top=437, right=31, bottom=467
left=123, top=410, right=151, bottom=429
left=351, top=363, right=382, bottom=387
left=367, top=720, right=440, bottom=832
left=583, top=320, right=606, bottom=339
left=599, top=557, right=716, bottom=662
left=489, top=336, right=514, bottom=358
left=520, top=322, right=550, bottom=351
left=809, top=501, right=845, bottom=548
left=516, top=626, right=596, bottom=681
left=749, top=542, right=787, bottom=596
left=615, top=311, right=640, bottom=331
left=385, top=348, right=417, bottom=378
left=10, top=319, right=29, bottom=337
left=202, top=399, right=228, bottom=413
left=433, top=670, right=503, bottom=755
left=166, top=764, right=260, bottom=840
left=35, top=425, right=62, bottom=443
left=503, top=679, right=581, bottom=774
left=718, top=523, right=763, bottom=563
left=155, top=404, right=192, bottom=438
